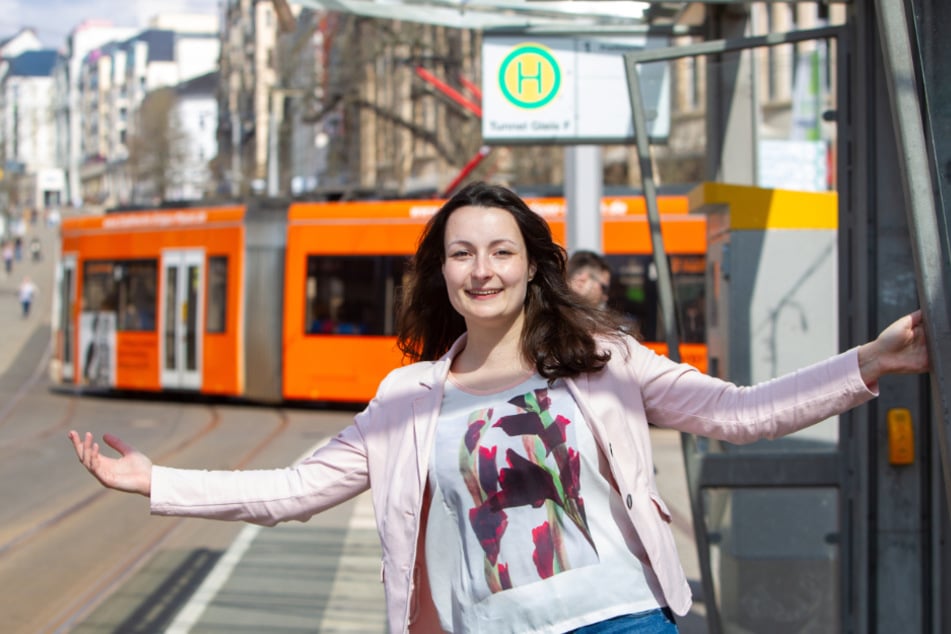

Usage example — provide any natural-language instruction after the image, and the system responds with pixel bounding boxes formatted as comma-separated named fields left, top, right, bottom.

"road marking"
left=164, top=523, right=262, bottom=634
left=165, top=439, right=331, bottom=633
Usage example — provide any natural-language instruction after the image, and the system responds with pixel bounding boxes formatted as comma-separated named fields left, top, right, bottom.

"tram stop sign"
left=481, top=34, right=671, bottom=145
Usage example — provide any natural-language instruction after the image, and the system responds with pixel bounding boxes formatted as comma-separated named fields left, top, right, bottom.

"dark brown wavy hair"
left=396, top=181, right=626, bottom=380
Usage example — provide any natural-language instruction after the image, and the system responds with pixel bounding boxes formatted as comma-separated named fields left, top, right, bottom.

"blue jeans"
left=570, top=608, right=678, bottom=633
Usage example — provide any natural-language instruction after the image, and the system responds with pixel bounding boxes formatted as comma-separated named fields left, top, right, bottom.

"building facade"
left=0, top=49, right=65, bottom=209
left=74, top=18, right=220, bottom=206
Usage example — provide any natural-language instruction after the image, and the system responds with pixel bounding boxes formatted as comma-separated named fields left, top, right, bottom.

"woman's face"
left=441, top=205, right=535, bottom=332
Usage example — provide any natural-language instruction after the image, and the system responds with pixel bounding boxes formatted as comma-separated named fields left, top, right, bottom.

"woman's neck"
left=450, top=321, right=533, bottom=390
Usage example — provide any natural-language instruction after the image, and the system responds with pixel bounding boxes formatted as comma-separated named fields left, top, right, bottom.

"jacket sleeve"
left=628, top=340, right=877, bottom=444
left=150, top=421, right=371, bottom=525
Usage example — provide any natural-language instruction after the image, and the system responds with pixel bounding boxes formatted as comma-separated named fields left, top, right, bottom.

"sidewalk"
left=0, top=217, right=58, bottom=382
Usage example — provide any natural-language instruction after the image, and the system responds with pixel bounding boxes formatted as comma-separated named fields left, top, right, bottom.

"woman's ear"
left=529, top=263, right=537, bottom=281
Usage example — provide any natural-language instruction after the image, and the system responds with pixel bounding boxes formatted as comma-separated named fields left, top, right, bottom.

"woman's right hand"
left=67, top=431, right=153, bottom=497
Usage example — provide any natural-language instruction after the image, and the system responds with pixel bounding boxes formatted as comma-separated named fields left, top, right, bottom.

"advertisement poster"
left=79, top=311, right=116, bottom=387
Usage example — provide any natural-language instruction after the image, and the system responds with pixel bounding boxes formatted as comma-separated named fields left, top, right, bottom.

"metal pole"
left=624, top=50, right=721, bottom=634
left=267, top=90, right=282, bottom=198
left=231, top=111, right=241, bottom=198
left=874, top=0, right=951, bottom=514
left=564, top=145, right=603, bottom=254
left=622, top=57, right=681, bottom=365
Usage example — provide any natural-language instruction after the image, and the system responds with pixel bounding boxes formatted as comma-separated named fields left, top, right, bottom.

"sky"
left=2, top=0, right=221, bottom=48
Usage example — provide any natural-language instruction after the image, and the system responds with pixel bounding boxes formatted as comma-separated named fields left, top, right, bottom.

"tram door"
left=160, top=250, right=204, bottom=390
left=58, top=254, right=77, bottom=382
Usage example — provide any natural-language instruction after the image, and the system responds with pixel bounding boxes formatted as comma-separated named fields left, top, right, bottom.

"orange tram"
left=51, top=194, right=707, bottom=404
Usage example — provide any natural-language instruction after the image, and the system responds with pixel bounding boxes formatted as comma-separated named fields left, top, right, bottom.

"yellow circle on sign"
left=498, top=44, right=561, bottom=109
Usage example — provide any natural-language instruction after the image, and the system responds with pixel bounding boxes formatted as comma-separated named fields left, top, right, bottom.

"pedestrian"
left=29, top=236, right=41, bottom=262
left=18, top=275, right=37, bottom=317
left=2, top=241, right=12, bottom=275
left=68, top=181, right=930, bottom=634
left=567, top=249, right=612, bottom=309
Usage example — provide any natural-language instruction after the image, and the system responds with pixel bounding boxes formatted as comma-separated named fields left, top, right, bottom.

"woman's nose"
left=472, top=254, right=492, bottom=277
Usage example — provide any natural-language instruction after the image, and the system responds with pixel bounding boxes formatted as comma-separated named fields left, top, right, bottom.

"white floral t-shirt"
left=425, top=373, right=664, bottom=633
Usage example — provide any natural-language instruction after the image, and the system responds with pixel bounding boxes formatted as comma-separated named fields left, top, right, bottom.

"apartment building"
left=52, top=21, right=138, bottom=208
left=164, top=71, right=219, bottom=202
left=75, top=18, right=220, bottom=206
left=217, top=0, right=279, bottom=196
left=0, top=49, right=64, bottom=209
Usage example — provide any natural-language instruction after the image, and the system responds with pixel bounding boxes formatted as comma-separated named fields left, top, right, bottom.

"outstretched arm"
left=857, top=310, right=931, bottom=389
left=67, top=431, right=153, bottom=496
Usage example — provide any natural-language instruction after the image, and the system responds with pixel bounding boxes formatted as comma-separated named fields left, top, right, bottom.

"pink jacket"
left=151, top=335, right=875, bottom=633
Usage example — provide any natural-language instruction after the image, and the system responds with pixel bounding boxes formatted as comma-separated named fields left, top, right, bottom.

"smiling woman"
left=68, top=182, right=930, bottom=634
left=441, top=206, right=535, bottom=339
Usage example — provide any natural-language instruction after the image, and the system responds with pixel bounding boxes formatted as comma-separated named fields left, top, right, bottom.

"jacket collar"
left=419, top=333, right=468, bottom=390
left=411, top=333, right=467, bottom=489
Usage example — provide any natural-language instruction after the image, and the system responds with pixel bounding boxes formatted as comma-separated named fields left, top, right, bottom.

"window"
left=83, top=259, right=157, bottom=331
left=604, top=254, right=706, bottom=344
left=304, top=255, right=407, bottom=336
left=206, top=256, right=228, bottom=333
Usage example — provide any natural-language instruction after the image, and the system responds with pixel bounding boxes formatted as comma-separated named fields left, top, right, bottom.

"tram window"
left=118, top=261, right=157, bottom=331
left=83, top=260, right=158, bottom=332
left=206, top=256, right=228, bottom=334
left=605, top=254, right=706, bottom=343
left=672, top=256, right=706, bottom=343
left=83, top=262, right=118, bottom=313
left=304, top=255, right=407, bottom=336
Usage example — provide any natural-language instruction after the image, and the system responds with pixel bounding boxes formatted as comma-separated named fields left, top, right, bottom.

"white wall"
left=8, top=76, right=56, bottom=168
left=176, top=36, right=220, bottom=83
left=167, top=93, right=217, bottom=200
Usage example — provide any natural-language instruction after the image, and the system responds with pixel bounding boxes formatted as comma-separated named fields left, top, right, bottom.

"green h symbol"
left=517, top=61, right=543, bottom=94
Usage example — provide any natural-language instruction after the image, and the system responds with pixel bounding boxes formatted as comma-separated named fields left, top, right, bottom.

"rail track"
left=0, top=340, right=303, bottom=633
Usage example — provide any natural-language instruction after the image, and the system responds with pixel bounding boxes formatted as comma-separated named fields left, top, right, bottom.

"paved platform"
left=0, top=214, right=57, bottom=381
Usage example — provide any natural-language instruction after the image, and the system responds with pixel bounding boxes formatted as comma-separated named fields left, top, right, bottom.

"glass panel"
left=703, top=487, right=840, bottom=634
left=83, top=261, right=118, bottom=312
left=910, top=0, right=951, bottom=241
left=206, top=256, right=228, bottom=333
left=604, top=254, right=705, bottom=344
left=164, top=265, right=178, bottom=371
left=115, top=260, right=157, bottom=332
left=184, top=264, right=199, bottom=371
left=304, top=255, right=407, bottom=336
left=83, top=260, right=156, bottom=332
left=648, top=34, right=841, bottom=452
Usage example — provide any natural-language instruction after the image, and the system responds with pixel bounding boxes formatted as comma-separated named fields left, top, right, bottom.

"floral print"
left=458, top=388, right=597, bottom=592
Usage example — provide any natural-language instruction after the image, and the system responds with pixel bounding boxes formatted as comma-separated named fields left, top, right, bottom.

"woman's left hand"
left=858, top=310, right=931, bottom=387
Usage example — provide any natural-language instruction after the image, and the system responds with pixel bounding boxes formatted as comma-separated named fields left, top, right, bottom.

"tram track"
left=37, top=408, right=292, bottom=634
left=0, top=340, right=53, bottom=428
left=0, top=405, right=222, bottom=560
left=0, top=352, right=295, bottom=634
left=0, top=254, right=305, bottom=632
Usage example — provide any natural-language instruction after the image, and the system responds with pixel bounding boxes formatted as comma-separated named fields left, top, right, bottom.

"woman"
left=69, top=181, right=930, bottom=633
